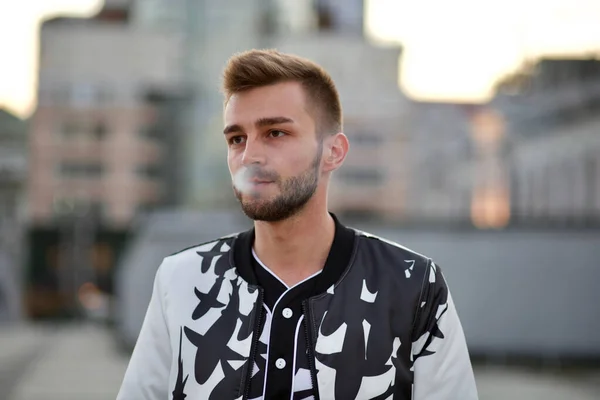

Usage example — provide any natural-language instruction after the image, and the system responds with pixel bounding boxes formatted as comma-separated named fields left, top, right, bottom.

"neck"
left=253, top=203, right=335, bottom=287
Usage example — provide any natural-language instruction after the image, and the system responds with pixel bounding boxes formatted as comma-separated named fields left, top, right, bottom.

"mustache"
left=240, top=165, right=279, bottom=182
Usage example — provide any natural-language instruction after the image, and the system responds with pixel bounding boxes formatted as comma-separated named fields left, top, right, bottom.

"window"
left=95, top=8, right=129, bottom=22
left=52, top=197, right=104, bottom=218
left=139, top=125, right=162, bottom=141
left=136, top=164, right=162, bottom=180
left=59, top=162, right=104, bottom=179
left=316, top=4, right=334, bottom=30
left=60, top=120, right=108, bottom=141
left=93, top=122, right=108, bottom=140
left=58, top=83, right=115, bottom=108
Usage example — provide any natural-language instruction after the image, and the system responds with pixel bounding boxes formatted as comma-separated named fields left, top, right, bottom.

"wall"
left=114, top=211, right=600, bottom=359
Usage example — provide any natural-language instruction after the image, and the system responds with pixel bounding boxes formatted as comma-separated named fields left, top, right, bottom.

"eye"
left=269, top=130, right=286, bottom=138
left=228, top=135, right=246, bottom=145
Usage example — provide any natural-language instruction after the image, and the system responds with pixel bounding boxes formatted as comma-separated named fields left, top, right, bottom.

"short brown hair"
left=222, top=49, right=342, bottom=136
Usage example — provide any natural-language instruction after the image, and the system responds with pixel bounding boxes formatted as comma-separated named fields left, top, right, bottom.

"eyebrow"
left=223, top=116, right=295, bottom=135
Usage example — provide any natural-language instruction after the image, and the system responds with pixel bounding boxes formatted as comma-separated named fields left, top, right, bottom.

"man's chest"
left=247, top=304, right=314, bottom=400
left=246, top=261, right=319, bottom=400
left=163, top=268, right=415, bottom=400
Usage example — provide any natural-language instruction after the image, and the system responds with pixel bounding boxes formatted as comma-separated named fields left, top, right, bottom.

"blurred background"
left=1, top=0, right=599, bottom=399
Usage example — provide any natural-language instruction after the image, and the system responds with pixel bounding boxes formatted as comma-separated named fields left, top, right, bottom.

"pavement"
left=0, top=322, right=598, bottom=400
left=0, top=322, right=128, bottom=400
left=475, top=364, right=600, bottom=400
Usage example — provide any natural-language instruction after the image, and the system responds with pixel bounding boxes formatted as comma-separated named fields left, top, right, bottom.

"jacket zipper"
left=242, top=288, right=264, bottom=400
left=302, top=300, right=320, bottom=400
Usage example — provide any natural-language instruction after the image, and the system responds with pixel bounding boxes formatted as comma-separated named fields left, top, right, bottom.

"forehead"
left=224, top=81, right=313, bottom=126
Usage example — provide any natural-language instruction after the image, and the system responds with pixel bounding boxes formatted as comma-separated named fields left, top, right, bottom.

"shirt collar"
left=230, top=212, right=357, bottom=296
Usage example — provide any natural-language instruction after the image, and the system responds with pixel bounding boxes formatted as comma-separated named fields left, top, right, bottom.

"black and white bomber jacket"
left=117, top=215, right=479, bottom=400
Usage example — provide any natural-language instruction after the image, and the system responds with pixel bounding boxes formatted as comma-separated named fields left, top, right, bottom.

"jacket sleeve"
left=411, top=260, right=478, bottom=400
left=117, top=260, right=172, bottom=400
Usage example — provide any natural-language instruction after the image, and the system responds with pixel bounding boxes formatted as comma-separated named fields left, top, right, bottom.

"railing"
left=496, top=78, right=600, bottom=135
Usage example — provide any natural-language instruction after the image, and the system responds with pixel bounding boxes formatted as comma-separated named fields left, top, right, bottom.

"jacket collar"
left=230, top=213, right=356, bottom=296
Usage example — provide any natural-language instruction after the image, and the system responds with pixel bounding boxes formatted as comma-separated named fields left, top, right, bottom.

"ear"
left=322, top=132, right=349, bottom=173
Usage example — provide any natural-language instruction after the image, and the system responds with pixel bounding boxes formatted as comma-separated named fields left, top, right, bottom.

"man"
left=117, top=49, right=478, bottom=400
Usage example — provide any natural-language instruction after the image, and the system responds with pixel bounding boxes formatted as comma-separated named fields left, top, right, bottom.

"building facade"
left=0, top=109, right=28, bottom=322
left=30, top=12, right=184, bottom=228
left=401, top=57, right=600, bottom=228
left=26, top=2, right=186, bottom=318
left=264, top=34, right=412, bottom=219
left=495, top=58, right=600, bottom=226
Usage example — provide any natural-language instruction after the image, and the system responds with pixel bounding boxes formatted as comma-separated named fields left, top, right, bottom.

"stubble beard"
left=233, top=150, right=322, bottom=222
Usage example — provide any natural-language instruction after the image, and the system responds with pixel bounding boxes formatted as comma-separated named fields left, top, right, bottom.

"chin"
left=240, top=190, right=274, bottom=204
left=241, top=201, right=305, bottom=223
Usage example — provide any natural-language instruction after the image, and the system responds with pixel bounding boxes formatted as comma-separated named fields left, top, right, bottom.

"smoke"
left=233, top=167, right=253, bottom=195
left=232, top=165, right=278, bottom=195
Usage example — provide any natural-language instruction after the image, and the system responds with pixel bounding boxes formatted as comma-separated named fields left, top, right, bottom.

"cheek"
left=282, top=149, right=318, bottom=176
left=227, top=151, right=238, bottom=174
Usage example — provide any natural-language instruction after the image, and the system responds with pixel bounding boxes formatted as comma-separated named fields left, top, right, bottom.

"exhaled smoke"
left=233, top=167, right=252, bottom=195
left=232, top=166, right=278, bottom=195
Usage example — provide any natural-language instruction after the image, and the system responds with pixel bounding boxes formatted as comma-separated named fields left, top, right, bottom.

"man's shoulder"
left=352, top=228, right=433, bottom=274
left=162, top=232, right=241, bottom=266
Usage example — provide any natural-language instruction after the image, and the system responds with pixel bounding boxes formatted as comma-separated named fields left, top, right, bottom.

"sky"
left=0, top=0, right=103, bottom=118
left=365, top=0, right=600, bottom=102
left=1, top=0, right=600, bottom=118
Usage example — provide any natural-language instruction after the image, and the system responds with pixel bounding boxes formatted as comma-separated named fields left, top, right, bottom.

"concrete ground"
left=0, top=323, right=127, bottom=400
left=0, top=322, right=598, bottom=400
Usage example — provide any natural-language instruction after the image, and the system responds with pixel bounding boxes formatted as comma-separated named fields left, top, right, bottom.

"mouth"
left=249, top=181, right=273, bottom=186
left=249, top=178, right=273, bottom=184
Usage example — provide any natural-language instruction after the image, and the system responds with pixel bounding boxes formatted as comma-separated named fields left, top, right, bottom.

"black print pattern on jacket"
left=143, top=226, right=475, bottom=400
left=246, top=309, right=316, bottom=399
left=172, top=327, right=189, bottom=400
left=312, top=278, right=400, bottom=399
left=246, top=312, right=315, bottom=400
left=171, top=238, right=260, bottom=400
left=307, top=234, right=433, bottom=400
left=411, top=261, right=449, bottom=362
left=184, top=279, right=248, bottom=398
left=292, top=322, right=313, bottom=400
left=246, top=306, right=269, bottom=400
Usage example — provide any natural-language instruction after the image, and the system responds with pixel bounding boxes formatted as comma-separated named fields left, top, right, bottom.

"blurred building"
left=0, top=109, right=28, bottom=322
left=29, top=1, right=600, bottom=242
left=315, top=0, right=364, bottom=33
left=30, top=8, right=184, bottom=228
left=267, top=34, right=412, bottom=219
left=173, top=0, right=414, bottom=218
left=401, top=102, right=477, bottom=225
left=129, top=0, right=187, bottom=29
left=95, top=0, right=412, bottom=217
left=177, top=0, right=277, bottom=208
left=0, top=109, right=27, bottom=253
left=494, top=58, right=600, bottom=226
left=25, top=0, right=187, bottom=318
left=402, top=57, right=600, bottom=229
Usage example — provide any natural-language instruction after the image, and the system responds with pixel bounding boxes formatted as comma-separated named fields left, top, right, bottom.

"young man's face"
left=223, top=81, right=323, bottom=221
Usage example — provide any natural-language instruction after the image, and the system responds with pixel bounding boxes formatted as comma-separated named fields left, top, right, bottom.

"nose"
left=241, top=136, right=266, bottom=166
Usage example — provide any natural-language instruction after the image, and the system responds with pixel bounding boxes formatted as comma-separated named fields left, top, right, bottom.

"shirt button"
left=282, top=308, right=293, bottom=319
left=275, top=358, right=286, bottom=369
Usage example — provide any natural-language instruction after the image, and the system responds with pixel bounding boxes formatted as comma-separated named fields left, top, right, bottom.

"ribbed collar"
left=230, top=213, right=356, bottom=296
